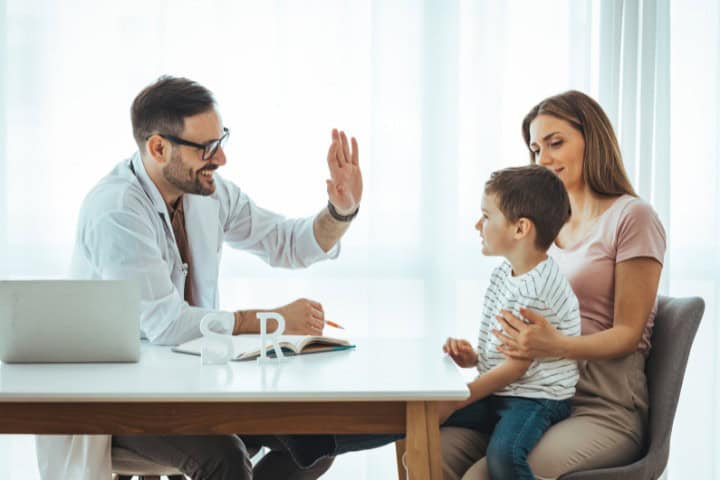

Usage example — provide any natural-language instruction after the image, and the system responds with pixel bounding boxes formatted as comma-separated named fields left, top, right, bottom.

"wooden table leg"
left=424, top=401, right=443, bottom=479
left=406, top=401, right=430, bottom=480
left=405, top=401, right=443, bottom=479
left=396, top=439, right=407, bottom=480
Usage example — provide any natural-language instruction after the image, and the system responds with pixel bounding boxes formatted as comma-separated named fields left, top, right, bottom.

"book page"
left=173, top=334, right=351, bottom=359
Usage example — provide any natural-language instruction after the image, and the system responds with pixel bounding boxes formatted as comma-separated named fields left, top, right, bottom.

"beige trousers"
left=441, top=352, right=648, bottom=480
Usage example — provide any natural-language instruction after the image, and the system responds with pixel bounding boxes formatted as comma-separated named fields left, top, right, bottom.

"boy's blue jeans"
left=444, top=395, right=571, bottom=480
left=332, top=395, right=570, bottom=480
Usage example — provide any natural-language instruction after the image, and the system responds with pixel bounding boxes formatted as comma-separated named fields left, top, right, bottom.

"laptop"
left=0, top=280, right=140, bottom=363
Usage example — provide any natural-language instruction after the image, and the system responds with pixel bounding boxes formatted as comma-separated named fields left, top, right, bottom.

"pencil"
left=325, top=320, right=345, bottom=329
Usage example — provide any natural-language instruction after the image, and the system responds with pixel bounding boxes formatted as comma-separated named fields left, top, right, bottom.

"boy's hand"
left=443, top=338, right=479, bottom=368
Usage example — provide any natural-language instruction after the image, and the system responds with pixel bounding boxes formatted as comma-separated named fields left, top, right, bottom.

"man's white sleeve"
left=219, top=182, right=340, bottom=267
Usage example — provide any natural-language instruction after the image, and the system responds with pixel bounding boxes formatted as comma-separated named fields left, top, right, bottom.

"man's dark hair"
left=484, top=165, right=571, bottom=251
left=131, top=75, right=216, bottom=151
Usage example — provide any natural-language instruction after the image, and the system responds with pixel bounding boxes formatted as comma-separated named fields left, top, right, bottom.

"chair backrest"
left=644, top=295, right=705, bottom=475
left=559, top=295, right=705, bottom=480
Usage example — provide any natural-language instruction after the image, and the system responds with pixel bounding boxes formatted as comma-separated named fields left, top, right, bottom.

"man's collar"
left=131, top=152, right=171, bottom=216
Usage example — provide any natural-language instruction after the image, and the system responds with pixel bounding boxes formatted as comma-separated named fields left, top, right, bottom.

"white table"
left=0, top=339, right=468, bottom=480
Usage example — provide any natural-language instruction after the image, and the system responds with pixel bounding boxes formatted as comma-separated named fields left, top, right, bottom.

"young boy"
left=440, top=165, right=581, bottom=480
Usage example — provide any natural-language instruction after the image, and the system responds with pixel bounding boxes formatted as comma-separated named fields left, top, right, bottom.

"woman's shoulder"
left=611, top=195, right=663, bottom=230
left=596, top=194, right=658, bottom=229
left=609, top=195, right=667, bottom=262
left=617, top=194, right=657, bottom=215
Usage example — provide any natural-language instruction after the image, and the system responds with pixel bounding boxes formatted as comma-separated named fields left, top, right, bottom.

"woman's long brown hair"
left=522, top=90, right=637, bottom=197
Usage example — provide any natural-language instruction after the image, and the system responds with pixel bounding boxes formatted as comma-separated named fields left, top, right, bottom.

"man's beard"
left=163, top=149, right=215, bottom=196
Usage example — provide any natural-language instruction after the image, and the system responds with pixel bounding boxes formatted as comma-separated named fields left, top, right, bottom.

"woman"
left=441, top=90, right=666, bottom=479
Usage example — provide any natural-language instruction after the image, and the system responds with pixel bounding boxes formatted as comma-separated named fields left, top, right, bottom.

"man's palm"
left=326, top=129, right=362, bottom=214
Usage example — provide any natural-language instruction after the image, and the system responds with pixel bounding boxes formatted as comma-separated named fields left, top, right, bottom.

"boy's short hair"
left=484, top=165, right=571, bottom=251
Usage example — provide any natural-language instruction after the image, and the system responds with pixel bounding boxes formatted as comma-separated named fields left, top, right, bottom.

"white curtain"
left=597, top=0, right=672, bottom=294
left=595, top=1, right=720, bottom=478
left=666, top=0, right=720, bottom=478
left=0, top=0, right=712, bottom=478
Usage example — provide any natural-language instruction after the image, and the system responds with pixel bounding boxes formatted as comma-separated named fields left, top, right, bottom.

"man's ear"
left=514, top=218, right=533, bottom=241
left=146, top=135, right=169, bottom=165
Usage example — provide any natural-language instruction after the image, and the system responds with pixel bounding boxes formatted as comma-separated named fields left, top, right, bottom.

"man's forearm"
left=313, top=206, right=353, bottom=252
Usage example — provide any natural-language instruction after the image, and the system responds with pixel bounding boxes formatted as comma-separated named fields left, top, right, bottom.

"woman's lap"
left=441, top=427, right=489, bottom=480
left=452, top=410, right=643, bottom=480
left=527, top=412, right=643, bottom=479
left=447, top=353, right=648, bottom=479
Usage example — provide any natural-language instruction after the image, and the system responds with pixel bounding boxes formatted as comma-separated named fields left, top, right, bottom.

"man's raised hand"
left=326, top=129, right=362, bottom=216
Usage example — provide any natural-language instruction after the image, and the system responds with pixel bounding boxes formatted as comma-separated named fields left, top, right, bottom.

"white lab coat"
left=36, top=153, right=338, bottom=479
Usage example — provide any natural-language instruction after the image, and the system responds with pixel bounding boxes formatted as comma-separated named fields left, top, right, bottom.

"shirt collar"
left=131, top=152, right=172, bottom=217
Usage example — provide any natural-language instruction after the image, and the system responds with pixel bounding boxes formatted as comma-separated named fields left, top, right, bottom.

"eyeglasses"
left=150, top=127, right=230, bottom=161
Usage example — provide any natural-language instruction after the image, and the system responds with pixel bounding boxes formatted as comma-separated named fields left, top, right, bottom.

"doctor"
left=36, top=76, right=362, bottom=480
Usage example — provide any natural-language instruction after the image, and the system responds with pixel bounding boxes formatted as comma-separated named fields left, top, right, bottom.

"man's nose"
left=209, top=146, right=227, bottom=166
left=475, top=219, right=483, bottom=231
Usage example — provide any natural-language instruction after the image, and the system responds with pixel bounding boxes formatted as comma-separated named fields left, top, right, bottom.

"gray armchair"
left=393, top=296, right=705, bottom=480
left=560, top=295, right=705, bottom=480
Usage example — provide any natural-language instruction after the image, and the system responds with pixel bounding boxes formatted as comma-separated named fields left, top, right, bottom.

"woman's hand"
left=492, top=308, right=565, bottom=359
left=443, top=337, right=479, bottom=368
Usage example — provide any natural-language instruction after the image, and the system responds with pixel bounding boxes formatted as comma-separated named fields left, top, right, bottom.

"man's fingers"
left=307, top=300, right=323, bottom=310
left=351, top=137, right=359, bottom=165
left=335, top=130, right=346, bottom=165
left=304, top=318, right=323, bottom=333
left=328, top=129, right=342, bottom=169
left=328, top=142, right=342, bottom=170
left=304, top=300, right=324, bottom=333
left=340, top=131, right=351, bottom=163
left=310, top=313, right=325, bottom=328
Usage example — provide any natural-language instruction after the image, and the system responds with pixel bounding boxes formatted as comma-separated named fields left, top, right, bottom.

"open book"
left=172, top=334, right=355, bottom=361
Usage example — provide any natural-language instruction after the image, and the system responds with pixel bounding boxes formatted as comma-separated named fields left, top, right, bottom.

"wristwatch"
left=327, top=201, right=360, bottom=222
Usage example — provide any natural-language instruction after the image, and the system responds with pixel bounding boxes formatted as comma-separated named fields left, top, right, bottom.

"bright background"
left=0, top=0, right=716, bottom=478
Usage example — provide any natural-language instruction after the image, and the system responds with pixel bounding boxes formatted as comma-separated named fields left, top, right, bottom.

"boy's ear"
left=514, top=217, right=533, bottom=240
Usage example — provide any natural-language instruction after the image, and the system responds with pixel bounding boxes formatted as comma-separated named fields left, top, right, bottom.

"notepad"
left=172, top=334, right=355, bottom=361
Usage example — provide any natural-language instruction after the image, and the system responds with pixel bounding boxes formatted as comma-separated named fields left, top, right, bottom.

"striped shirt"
left=478, top=257, right=581, bottom=400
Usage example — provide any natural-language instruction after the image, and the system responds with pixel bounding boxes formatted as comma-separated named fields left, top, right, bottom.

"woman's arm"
left=494, top=257, right=662, bottom=361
